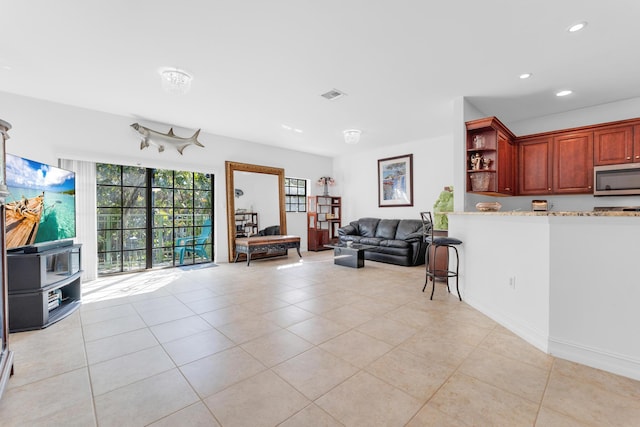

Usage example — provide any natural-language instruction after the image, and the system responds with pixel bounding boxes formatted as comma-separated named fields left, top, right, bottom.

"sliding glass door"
left=97, top=164, right=213, bottom=275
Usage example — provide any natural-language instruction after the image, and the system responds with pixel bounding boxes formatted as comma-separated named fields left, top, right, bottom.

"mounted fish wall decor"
left=131, top=123, right=205, bottom=155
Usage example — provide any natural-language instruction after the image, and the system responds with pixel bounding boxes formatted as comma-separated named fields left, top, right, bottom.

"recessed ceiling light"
left=556, top=90, right=573, bottom=97
left=568, top=22, right=587, bottom=32
left=281, top=124, right=292, bottom=130
left=519, top=73, right=533, bottom=79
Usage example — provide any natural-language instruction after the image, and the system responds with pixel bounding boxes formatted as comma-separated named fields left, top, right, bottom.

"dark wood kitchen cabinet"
left=518, top=131, right=593, bottom=195
left=594, top=124, right=638, bottom=165
left=552, top=131, right=593, bottom=194
left=518, top=136, right=552, bottom=195
left=465, top=117, right=516, bottom=196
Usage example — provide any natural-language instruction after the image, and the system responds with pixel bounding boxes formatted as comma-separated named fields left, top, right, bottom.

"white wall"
left=0, top=92, right=333, bottom=264
left=450, top=212, right=640, bottom=381
left=333, top=134, right=454, bottom=223
left=548, top=215, right=640, bottom=380
left=450, top=214, right=551, bottom=352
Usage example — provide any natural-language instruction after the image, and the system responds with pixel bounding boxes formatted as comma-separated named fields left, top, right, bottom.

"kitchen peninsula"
left=448, top=210, right=640, bottom=381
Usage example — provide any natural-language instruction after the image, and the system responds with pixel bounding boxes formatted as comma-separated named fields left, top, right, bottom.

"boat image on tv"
left=5, top=153, right=76, bottom=250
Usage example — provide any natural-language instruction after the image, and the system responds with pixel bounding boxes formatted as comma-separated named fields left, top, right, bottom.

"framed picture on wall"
left=378, top=154, right=413, bottom=207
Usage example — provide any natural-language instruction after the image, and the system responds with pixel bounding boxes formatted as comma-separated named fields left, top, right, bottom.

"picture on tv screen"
left=5, top=153, right=76, bottom=250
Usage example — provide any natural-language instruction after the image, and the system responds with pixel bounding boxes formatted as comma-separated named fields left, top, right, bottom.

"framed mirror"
left=225, top=161, right=287, bottom=262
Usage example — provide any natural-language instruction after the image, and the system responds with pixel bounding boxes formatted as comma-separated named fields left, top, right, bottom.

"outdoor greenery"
left=96, top=163, right=213, bottom=275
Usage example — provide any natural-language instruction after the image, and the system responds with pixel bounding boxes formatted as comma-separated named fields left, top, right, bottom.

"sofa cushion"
left=395, top=219, right=424, bottom=240
left=358, top=237, right=383, bottom=246
left=379, top=239, right=410, bottom=249
left=360, top=237, right=383, bottom=246
left=375, top=219, right=400, bottom=239
left=357, top=218, right=380, bottom=237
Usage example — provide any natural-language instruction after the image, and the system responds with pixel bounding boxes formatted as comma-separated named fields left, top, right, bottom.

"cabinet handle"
left=636, top=155, right=640, bottom=159
left=548, top=188, right=551, bottom=191
left=588, top=186, right=592, bottom=189
left=504, top=187, right=511, bottom=191
left=627, top=156, right=632, bottom=160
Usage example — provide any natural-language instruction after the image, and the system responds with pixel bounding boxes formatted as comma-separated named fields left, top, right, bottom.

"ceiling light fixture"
left=321, top=89, right=347, bottom=101
left=343, top=129, right=362, bottom=144
left=519, top=73, right=532, bottom=79
left=556, top=90, right=573, bottom=97
left=159, top=67, right=193, bottom=94
left=568, top=22, right=587, bottom=32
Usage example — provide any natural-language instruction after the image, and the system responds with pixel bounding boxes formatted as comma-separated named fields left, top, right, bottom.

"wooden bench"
left=234, top=235, right=302, bottom=266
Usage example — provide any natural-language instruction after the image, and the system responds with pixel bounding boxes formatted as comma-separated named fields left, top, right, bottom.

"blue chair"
left=175, top=219, right=212, bottom=264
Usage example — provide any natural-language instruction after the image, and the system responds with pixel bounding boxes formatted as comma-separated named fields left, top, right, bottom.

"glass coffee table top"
left=324, top=243, right=376, bottom=251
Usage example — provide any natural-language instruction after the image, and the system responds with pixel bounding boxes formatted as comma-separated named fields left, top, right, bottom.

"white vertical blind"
left=59, top=159, right=97, bottom=282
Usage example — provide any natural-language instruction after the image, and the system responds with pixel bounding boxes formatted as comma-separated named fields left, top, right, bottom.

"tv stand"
left=22, top=239, right=74, bottom=254
left=7, top=244, right=82, bottom=332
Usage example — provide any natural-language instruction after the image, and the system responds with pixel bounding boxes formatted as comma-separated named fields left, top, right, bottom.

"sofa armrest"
left=338, top=224, right=357, bottom=236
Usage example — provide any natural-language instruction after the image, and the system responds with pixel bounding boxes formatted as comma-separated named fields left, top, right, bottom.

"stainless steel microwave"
left=594, top=163, right=640, bottom=196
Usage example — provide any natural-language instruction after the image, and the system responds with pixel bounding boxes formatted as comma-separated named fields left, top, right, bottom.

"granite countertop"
left=450, top=210, right=640, bottom=217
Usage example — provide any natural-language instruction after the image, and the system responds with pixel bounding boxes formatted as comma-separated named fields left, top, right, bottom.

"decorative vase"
left=323, top=182, right=329, bottom=196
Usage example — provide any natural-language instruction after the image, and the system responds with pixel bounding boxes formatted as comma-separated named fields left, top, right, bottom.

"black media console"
left=7, top=244, right=82, bottom=332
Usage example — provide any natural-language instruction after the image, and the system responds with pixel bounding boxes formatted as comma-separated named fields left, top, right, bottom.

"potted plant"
left=433, top=186, right=453, bottom=230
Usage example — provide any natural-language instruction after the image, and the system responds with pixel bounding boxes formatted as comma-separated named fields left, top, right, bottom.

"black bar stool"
left=420, top=211, right=462, bottom=301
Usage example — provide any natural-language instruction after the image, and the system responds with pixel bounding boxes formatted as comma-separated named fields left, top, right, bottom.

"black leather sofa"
left=337, top=218, right=427, bottom=266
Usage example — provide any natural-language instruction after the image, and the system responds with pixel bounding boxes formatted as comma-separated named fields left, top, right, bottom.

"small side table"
left=324, top=243, right=376, bottom=268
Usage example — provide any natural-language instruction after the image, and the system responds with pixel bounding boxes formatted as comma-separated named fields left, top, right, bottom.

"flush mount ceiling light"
left=568, top=21, right=587, bottom=32
left=556, top=90, right=573, bottom=97
left=159, top=67, right=193, bottom=94
left=343, top=129, right=362, bottom=144
left=519, top=73, right=533, bottom=79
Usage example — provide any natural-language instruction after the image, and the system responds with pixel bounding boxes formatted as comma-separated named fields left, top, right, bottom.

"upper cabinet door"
left=552, top=131, right=594, bottom=194
left=518, top=136, right=552, bottom=195
left=594, top=125, right=634, bottom=165
left=496, top=131, right=515, bottom=195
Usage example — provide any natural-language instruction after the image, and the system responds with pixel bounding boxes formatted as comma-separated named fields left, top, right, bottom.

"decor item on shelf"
left=473, top=134, right=485, bottom=149
left=475, top=202, right=502, bottom=212
left=343, top=129, right=362, bottom=144
left=470, top=172, right=491, bottom=192
left=470, top=152, right=482, bottom=170
left=482, top=157, right=492, bottom=169
left=131, top=123, right=204, bottom=155
left=317, top=176, right=335, bottom=196
left=158, top=67, right=193, bottom=94
left=433, top=186, right=453, bottom=230
left=378, top=154, right=413, bottom=207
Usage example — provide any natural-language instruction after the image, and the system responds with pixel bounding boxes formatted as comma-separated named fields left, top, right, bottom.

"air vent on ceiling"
left=321, top=89, right=346, bottom=100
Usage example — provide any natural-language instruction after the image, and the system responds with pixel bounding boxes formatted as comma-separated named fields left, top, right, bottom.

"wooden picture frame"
left=378, top=154, right=413, bottom=207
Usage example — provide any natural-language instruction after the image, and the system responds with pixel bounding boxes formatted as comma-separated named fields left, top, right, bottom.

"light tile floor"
left=1, top=251, right=640, bottom=426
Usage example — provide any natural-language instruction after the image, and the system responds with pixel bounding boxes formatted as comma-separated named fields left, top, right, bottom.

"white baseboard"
left=464, top=296, right=549, bottom=353
left=548, top=337, right=640, bottom=381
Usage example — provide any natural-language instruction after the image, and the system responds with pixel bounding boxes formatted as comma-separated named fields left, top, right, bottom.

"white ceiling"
left=1, top=1, right=639, bottom=157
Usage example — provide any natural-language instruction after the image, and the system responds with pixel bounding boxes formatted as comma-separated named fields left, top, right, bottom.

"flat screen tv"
left=5, top=153, right=76, bottom=251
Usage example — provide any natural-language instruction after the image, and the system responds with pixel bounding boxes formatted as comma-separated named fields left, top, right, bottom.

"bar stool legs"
left=423, top=242, right=462, bottom=301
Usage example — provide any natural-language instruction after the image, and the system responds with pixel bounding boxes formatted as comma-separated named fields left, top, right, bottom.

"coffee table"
left=324, top=243, right=376, bottom=268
